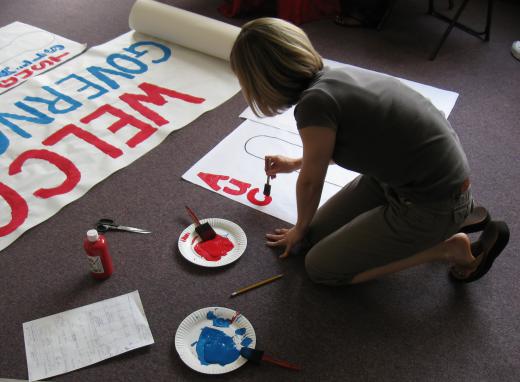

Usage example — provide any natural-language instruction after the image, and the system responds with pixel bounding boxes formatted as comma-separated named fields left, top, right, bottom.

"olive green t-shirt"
left=294, top=67, right=470, bottom=202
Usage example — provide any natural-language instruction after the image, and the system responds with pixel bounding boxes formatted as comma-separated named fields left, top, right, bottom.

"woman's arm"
left=294, top=126, right=336, bottom=233
left=266, top=126, right=336, bottom=257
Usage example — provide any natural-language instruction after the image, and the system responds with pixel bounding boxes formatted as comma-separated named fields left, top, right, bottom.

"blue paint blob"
left=207, top=311, right=230, bottom=327
left=235, top=328, right=246, bottom=335
left=195, top=327, right=240, bottom=366
left=241, top=337, right=253, bottom=347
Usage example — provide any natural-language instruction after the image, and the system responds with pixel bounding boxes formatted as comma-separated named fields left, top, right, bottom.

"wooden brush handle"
left=262, top=354, right=301, bottom=371
left=185, top=206, right=201, bottom=226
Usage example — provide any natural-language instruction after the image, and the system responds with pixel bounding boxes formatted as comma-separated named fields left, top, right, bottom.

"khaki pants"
left=305, top=175, right=473, bottom=285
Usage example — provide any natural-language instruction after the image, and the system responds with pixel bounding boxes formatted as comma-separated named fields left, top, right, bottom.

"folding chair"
left=428, top=0, right=494, bottom=60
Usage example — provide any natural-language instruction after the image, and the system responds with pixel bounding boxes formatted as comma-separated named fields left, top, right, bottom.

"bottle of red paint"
left=84, top=229, right=113, bottom=279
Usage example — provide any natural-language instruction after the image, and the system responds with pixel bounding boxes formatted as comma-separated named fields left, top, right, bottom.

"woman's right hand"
left=265, top=155, right=302, bottom=178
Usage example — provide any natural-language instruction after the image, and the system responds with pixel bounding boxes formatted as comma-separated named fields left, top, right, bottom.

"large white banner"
left=183, top=61, right=459, bottom=224
left=0, top=1, right=240, bottom=252
left=0, top=21, right=86, bottom=94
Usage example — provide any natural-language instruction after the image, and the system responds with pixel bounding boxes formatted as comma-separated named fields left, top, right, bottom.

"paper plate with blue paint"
left=178, top=218, right=247, bottom=267
left=175, top=307, right=256, bottom=374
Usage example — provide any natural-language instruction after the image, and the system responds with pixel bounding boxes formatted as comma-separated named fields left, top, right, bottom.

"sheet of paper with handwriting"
left=23, top=290, right=154, bottom=381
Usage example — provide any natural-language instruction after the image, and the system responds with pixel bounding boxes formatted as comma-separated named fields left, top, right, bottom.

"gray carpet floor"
left=0, top=0, right=518, bottom=381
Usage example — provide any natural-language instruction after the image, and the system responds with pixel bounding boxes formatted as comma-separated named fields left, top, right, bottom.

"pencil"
left=230, top=273, right=284, bottom=297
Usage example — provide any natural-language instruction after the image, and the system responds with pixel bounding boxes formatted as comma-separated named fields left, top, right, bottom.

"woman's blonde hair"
left=230, top=17, right=323, bottom=117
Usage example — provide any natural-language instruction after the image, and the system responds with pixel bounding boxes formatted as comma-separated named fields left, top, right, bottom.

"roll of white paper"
left=129, top=0, right=240, bottom=61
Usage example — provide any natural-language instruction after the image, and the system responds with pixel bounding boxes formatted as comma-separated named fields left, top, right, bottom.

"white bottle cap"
left=87, top=229, right=99, bottom=242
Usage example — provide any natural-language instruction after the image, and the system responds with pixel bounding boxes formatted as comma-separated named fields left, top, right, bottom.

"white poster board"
left=182, top=119, right=359, bottom=224
left=183, top=61, right=460, bottom=224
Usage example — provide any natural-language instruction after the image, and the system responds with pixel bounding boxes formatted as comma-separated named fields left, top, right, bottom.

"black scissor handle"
left=96, top=218, right=115, bottom=233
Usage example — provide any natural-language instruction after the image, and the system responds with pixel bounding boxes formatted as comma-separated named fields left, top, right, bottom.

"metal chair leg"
left=377, top=0, right=397, bottom=31
left=430, top=0, right=470, bottom=60
left=429, top=0, right=454, bottom=14
left=484, top=0, right=493, bottom=41
left=428, top=0, right=434, bottom=14
left=428, top=0, right=494, bottom=60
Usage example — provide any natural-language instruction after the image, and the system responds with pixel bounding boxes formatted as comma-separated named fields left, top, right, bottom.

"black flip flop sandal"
left=450, top=220, right=510, bottom=283
left=458, top=206, right=491, bottom=233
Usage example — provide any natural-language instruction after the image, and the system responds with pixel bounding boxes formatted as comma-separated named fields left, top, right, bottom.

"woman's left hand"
left=265, top=226, right=306, bottom=258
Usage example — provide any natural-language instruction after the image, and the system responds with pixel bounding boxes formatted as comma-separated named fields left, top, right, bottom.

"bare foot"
left=445, top=233, right=480, bottom=278
left=450, top=220, right=510, bottom=282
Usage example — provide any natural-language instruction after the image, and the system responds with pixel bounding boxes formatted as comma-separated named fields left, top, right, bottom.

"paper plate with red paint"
left=178, top=218, right=247, bottom=267
left=175, top=307, right=256, bottom=374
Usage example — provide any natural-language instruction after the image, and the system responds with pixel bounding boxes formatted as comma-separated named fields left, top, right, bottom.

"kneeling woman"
left=229, top=18, right=509, bottom=285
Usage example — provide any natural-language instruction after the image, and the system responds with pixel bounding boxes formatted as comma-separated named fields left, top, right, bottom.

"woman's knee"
left=304, top=254, right=326, bottom=284
left=304, top=250, right=356, bottom=286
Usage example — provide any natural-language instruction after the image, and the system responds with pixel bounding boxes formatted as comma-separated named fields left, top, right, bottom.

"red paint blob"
left=194, top=235, right=234, bottom=261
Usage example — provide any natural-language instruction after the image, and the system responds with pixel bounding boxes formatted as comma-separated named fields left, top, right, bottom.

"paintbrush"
left=185, top=206, right=216, bottom=242
left=264, top=157, right=273, bottom=196
left=240, top=347, right=301, bottom=371
left=263, top=175, right=271, bottom=196
left=229, top=310, right=240, bottom=324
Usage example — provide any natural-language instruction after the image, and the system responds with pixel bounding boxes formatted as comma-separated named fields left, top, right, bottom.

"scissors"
left=96, top=218, right=151, bottom=234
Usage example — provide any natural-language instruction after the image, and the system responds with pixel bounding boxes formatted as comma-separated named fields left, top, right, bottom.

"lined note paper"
left=23, top=291, right=154, bottom=381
